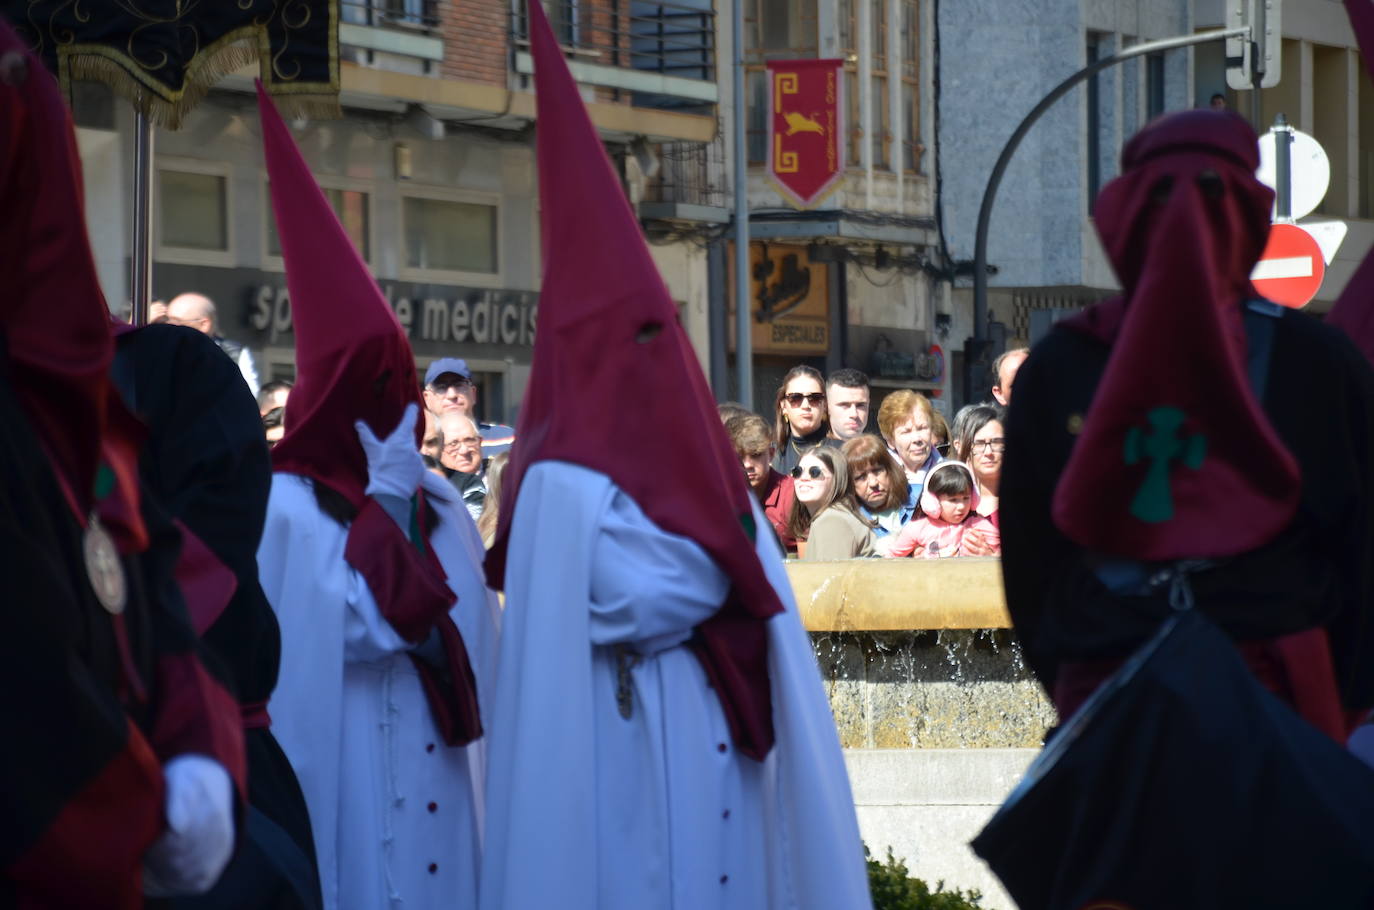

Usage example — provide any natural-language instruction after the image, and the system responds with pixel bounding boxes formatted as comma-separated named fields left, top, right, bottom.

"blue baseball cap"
left=424, top=357, right=471, bottom=386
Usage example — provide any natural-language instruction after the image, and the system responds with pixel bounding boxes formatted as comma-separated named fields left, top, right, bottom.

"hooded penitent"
left=0, top=23, right=145, bottom=551
left=1053, top=111, right=1300, bottom=561
left=484, top=0, right=784, bottom=760
left=258, top=84, right=480, bottom=745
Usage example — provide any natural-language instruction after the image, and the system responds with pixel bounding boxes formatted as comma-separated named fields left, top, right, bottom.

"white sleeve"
left=237, top=347, right=261, bottom=398
left=587, top=487, right=731, bottom=653
left=342, top=563, right=414, bottom=662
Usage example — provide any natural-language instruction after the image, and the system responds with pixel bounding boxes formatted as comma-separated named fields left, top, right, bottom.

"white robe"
left=259, top=471, right=500, bottom=910
left=480, top=461, right=872, bottom=910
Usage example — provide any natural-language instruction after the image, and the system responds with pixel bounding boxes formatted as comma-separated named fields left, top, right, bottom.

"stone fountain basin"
left=787, top=557, right=1053, bottom=907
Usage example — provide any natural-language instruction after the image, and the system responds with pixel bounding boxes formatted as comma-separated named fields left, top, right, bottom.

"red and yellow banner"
left=766, top=59, right=844, bottom=209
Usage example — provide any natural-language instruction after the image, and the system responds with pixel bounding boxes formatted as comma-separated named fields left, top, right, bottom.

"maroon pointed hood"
left=1054, top=111, right=1299, bottom=560
left=0, top=23, right=145, bottom=550
left=485, top=0, right=785, bottom=759
left=257, top=82, right=422, bottom=505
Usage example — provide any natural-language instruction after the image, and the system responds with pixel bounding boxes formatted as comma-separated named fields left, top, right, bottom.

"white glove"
left=142, top=755, right=235, bottom=897
left=355, top=402, right=424, bottom=500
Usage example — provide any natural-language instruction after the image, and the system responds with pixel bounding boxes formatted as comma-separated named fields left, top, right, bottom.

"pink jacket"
left=886, top=462, right=1002, bottom=558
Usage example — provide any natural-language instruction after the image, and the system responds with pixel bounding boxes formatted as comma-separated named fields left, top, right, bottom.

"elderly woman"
left=771, top=365, right=835, bottom=474
left=955, top=404, right=1004, bottom=557
left=877, top=389, right=942, bottom=501
left=787, top=448, right=876, bottom=560
left=841, top=433, right=913, bottom=548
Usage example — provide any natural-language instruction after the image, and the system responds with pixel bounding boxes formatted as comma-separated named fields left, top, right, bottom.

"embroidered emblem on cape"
left=84, top=515, right=127, bottom=615
left=1123, top=407, right=1206, bottom=523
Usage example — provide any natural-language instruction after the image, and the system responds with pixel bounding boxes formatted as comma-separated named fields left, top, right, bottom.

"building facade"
left=75, top=0, right=721, bottom=423
left=938, top=0, right=1193, bottom=358
left=659, top=0, right=953, bottom=413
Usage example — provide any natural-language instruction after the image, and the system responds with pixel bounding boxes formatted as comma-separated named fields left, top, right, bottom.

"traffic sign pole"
left=1274, top=114, right=1292, bottom=220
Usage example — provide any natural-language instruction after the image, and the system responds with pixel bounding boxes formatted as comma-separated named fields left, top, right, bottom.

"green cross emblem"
left=1123, top=407, right=1206, bottom=523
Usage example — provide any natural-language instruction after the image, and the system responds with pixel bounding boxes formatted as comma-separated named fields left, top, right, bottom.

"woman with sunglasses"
left=786, top=448, right=877, bottom=561
left=955, top=404, right=1005, bottom=557
left=771, top=365, right=838, bottom=475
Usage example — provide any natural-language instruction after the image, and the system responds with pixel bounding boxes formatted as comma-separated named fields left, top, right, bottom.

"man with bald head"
left=437, top=411, right=486, bottom=521
left=167, top=292, right=261, bottom=395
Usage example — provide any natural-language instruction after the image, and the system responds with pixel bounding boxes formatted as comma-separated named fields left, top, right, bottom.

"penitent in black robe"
left=1001, top=306, right=1374, bottom=717
left=114, top=323, right=321, bottom=910
left=0, top=343, right=245, bottom=909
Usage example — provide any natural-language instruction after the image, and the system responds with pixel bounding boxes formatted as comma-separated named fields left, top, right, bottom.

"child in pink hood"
left=886, top=461, right=1000, bottom=558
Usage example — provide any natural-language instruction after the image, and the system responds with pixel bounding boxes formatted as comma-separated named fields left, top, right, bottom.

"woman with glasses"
left=771, top=365, right=837, bottom=474
left=955, top=404, right=1005, bottom=557
left=786, top=448, right=877, bottom=561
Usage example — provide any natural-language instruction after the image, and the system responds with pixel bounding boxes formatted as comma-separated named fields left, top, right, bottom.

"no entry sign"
left=1251, top=223, right=1325, bottom=308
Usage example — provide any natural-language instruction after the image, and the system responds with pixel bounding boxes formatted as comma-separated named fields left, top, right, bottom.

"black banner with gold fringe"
left=3, top=0, right=339, bottom=128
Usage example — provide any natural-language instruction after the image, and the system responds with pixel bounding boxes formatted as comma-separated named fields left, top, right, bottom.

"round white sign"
left=1256, top=127, right=1329, bottom=221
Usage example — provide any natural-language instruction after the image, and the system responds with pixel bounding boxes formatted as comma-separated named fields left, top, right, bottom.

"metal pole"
left=972, top=26, right=1250, bottom=342
left=1249, top=0, right=1266, bottom=128
left=130, top=111, right=155, bottom=326
left=1273, top=113, right=1291, bottom=220
left=731, top=0, right=753, bottom=410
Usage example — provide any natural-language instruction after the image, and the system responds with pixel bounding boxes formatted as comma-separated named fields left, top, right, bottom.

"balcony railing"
left=642, top=135, right=727, bottom=210
left=514, top=0, right=718, bottom=110
left=341, top=0, right=440, bottom=30
left=339, top=0, right=444, bottom=71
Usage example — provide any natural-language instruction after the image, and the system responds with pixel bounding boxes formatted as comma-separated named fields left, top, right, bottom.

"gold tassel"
left=60, top=38, right=339, bottom=129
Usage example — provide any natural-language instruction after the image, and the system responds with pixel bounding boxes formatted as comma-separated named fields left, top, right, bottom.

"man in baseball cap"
left=423, top=357, right=514, bottom=462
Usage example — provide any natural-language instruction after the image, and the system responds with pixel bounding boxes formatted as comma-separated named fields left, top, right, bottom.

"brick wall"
left=440, top=0, right=510, bottom=85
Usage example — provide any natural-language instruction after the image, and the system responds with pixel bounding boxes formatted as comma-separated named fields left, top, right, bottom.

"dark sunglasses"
left=784, top=392, right=825, bottom=407
left=791, top=464, right=827, bottom=480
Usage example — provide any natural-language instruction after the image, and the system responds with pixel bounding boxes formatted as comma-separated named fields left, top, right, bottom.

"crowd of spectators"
left=724, top=353, right=1028, bottom=561
left=253, top=351, right=1025, bottom=561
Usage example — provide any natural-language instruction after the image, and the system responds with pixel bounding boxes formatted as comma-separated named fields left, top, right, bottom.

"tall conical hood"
left=257, top=82, right=422, bottom=504
left=0, top=22, right=145, bottom=548
left=485, top=0, right=785, bottom=759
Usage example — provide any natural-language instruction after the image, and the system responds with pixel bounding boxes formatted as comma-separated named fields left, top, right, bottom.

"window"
left=160, top=170, right=227, bottom=251
left=402, top=196, right=498, bottom=275
left=747, top=69, right=769, bottom=165
left=744, top=0, right=818, bottom=166
left=839, top=0, right=860, bottom=167
left=900, top=0, right=920, bottom=172
left=1146, top=52, right=1165, bottom=119
left=871, top=0, right=889, bottom=170
left=544, top=0, right=579, bottom=47
left=267, top=187, right=370, bottom=260
left=1086, top=35, right=1102, bottom=204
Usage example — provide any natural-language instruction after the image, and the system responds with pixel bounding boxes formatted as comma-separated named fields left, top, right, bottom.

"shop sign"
left=766, top=58, right=845, bottom=210
left=248, top=282, right=538, bottom=348
left=727, top=243, right=829, bottom=356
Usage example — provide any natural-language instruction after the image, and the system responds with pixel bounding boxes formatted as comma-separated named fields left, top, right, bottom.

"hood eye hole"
left=0, top=52, right=28, bottom=87
left=1149, top=175, right=1174, bottom=205
left=635, top=322, right=663, bottom=344
left=1196, top=171, right=1225, bottom=200
left=372, top=369, right=393, bottom=398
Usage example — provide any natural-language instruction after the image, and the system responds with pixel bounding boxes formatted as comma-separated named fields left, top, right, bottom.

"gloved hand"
left=142, top=754, right=235, bottom=897
left=356, top=402, right=423, bottom=500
